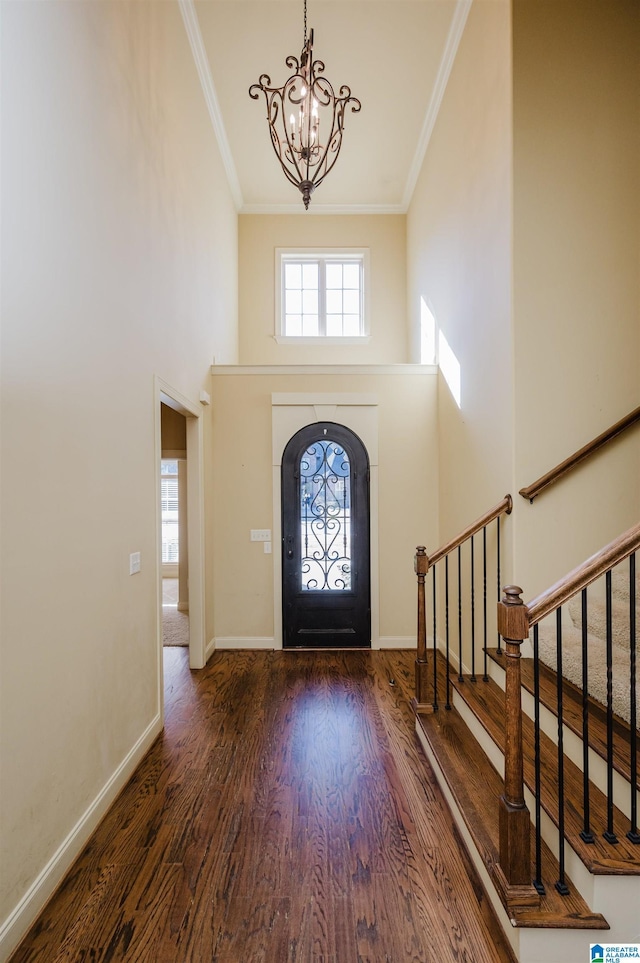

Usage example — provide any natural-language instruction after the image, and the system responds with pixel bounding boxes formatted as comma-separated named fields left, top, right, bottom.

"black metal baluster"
left=580, top=588, right=594, bottom=843
left=496, top=515, right=502, bottom=654
left=532, top=624, right=545, bottom=894
left=603, top=569, right=618, bottom=844
left=555, top=607, right=569, bottom=894
left=471, top=534, right=476, bottom=682
left=458, top=546, right=463, bottom=682
left=432, top=565, right=439, bottom=712
left=445, top=555, right=451, bottom=709
left=483, top=526, right=488, bottom=681
left=628, top=552, right=639, bottom=843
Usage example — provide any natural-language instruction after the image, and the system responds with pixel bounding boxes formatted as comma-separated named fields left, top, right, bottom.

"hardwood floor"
left=10, top=649, right=515, bottom=963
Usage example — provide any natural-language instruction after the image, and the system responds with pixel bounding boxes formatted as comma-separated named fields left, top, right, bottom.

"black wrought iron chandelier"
left=249, top=0, right=361, bottom=209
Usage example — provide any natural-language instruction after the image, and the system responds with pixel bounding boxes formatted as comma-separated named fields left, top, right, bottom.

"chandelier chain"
left=303, top=0, right=307, bottom=46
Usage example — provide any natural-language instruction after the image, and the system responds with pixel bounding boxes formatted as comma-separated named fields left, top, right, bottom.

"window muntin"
left=277, top=250, right=368, bottom=340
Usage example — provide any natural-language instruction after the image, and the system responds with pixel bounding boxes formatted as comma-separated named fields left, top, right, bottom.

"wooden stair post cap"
left=414, top=546, right=428, bottom=576
left=498, top=586, right=530, bottom=641
left=502, top=585, right=523, bottom=605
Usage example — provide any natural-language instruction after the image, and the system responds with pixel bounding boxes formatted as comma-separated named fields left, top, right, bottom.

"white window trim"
left=275, top=248, right=370, bottom=341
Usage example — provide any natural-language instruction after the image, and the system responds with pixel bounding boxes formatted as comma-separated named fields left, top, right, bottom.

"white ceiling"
left=183, top=0, right=470, bottom=213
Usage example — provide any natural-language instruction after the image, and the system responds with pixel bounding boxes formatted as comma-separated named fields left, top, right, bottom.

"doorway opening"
left=155, top=379, right=206, bottom=692
left=281, top=422, right=371, bottom=648
left=160, top=443, right=189, bottom=649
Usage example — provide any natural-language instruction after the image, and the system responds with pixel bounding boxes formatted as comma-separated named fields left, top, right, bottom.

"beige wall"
left=238, top=215, right=409, bottom=365
left=511, top=0, right=640, bottom=597
left=208, top=370, right=438, bottom=645
left=0, top=2, right=237, bottom=955
left=406, top=0, right=514, bottom=555
left=161, top=403, right=187, bottom=455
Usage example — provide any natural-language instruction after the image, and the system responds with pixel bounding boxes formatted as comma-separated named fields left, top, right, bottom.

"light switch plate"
left=129, top=552, right=141, bottom=575
left=251, top=529, right=271, bottom=542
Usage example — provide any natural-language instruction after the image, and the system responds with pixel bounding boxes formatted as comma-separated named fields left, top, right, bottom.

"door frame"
left=272, top=393, right=380, bottom=649
left=281, top=421, right=371, bottom=648
left=155, top=377, right=207, bottom=694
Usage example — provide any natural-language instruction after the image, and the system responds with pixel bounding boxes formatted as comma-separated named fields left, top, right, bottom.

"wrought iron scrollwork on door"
left=299, top=440, right=351, bottom=590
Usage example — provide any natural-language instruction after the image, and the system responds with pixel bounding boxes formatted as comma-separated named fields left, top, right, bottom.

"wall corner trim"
left=0, top=714, right=162, bottom=962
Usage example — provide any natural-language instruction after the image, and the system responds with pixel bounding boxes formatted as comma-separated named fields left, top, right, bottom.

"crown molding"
left=210, top=364, right=438, bottom=376
left=240, top=203, right=406, bottom=216
left=401, top=0, right=472, bottom=211
left=178, top=0, right=243, bottom=211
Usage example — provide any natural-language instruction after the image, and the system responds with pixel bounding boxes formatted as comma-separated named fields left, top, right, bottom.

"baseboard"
left=0, top=713, right=162, bottom=963
left=214, top=637, right=275, bottom=649
left=376, top=636, right=415, bottom=649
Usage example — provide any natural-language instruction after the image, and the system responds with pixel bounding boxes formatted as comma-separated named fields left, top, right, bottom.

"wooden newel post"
left=412, top=546, right=432, bottom=712
left=494, top=585, right=539, bottom=908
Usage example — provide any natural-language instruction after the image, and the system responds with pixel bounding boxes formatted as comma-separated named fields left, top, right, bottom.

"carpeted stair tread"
left=450, top=667, right=640, bottom=875
left=487, top=648, right=638, bottom=789
left=536, top=620, right=638, bottom=725
left=415, top=662, right=608, bottom=929
left=537, top=565, right=639, bottom=724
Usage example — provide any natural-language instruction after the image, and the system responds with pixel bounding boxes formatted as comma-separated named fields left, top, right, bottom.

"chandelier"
left=249, top=0, right=361, bottom=209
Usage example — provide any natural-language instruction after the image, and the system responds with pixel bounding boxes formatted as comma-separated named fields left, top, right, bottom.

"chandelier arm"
left=268, top=91, right=307, bottom=188
left=309, top=93, right=361, bottom=190
left=308, top=78, right=342, bottom=186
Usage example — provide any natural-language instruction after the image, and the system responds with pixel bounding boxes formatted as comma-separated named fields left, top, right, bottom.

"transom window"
left=276, top=249, right=368, bottom=341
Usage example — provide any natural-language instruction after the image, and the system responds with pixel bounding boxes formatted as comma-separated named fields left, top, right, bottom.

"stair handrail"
left=519, top=405, right=640, bottom=503
left=429, top=494, right=513, bottom=566
left=413, top=494, right=513, bottom=711
left=527, top=520, right=640, bottom=626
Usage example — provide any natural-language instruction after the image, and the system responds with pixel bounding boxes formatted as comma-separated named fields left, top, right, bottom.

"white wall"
left=238, top=214, right=408, bottom=365
left=406, top=0, right=514, bottom=552
left=0, top=2, right=237, bottom=956
left=511, top=0, right=640, bottom=597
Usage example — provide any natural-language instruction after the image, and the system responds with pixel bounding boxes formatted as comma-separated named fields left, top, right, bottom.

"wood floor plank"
left=10, top=648, right=516, bottom=963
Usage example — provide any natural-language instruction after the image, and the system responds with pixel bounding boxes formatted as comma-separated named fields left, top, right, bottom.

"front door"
left=282, top=422, right=371, bottom=648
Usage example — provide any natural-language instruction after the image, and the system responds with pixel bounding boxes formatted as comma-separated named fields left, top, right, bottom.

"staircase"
left=412, top=513, right=640, bottom=963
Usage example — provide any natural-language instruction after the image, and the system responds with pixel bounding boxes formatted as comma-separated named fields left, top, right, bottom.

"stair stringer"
left=413, top=719, right=522, bottom=962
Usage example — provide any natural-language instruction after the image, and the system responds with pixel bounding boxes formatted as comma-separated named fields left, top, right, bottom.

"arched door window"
left=300, top=438, right=351, bottom=591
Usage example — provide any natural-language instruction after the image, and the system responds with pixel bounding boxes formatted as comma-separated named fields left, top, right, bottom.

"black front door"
left=282, top=422, right=371, bottom=648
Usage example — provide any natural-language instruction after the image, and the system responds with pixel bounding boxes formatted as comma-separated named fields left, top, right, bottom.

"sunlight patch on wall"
left=438, top=329, right=461, bottom=408
left=420, top=297, right=436, bottom=365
